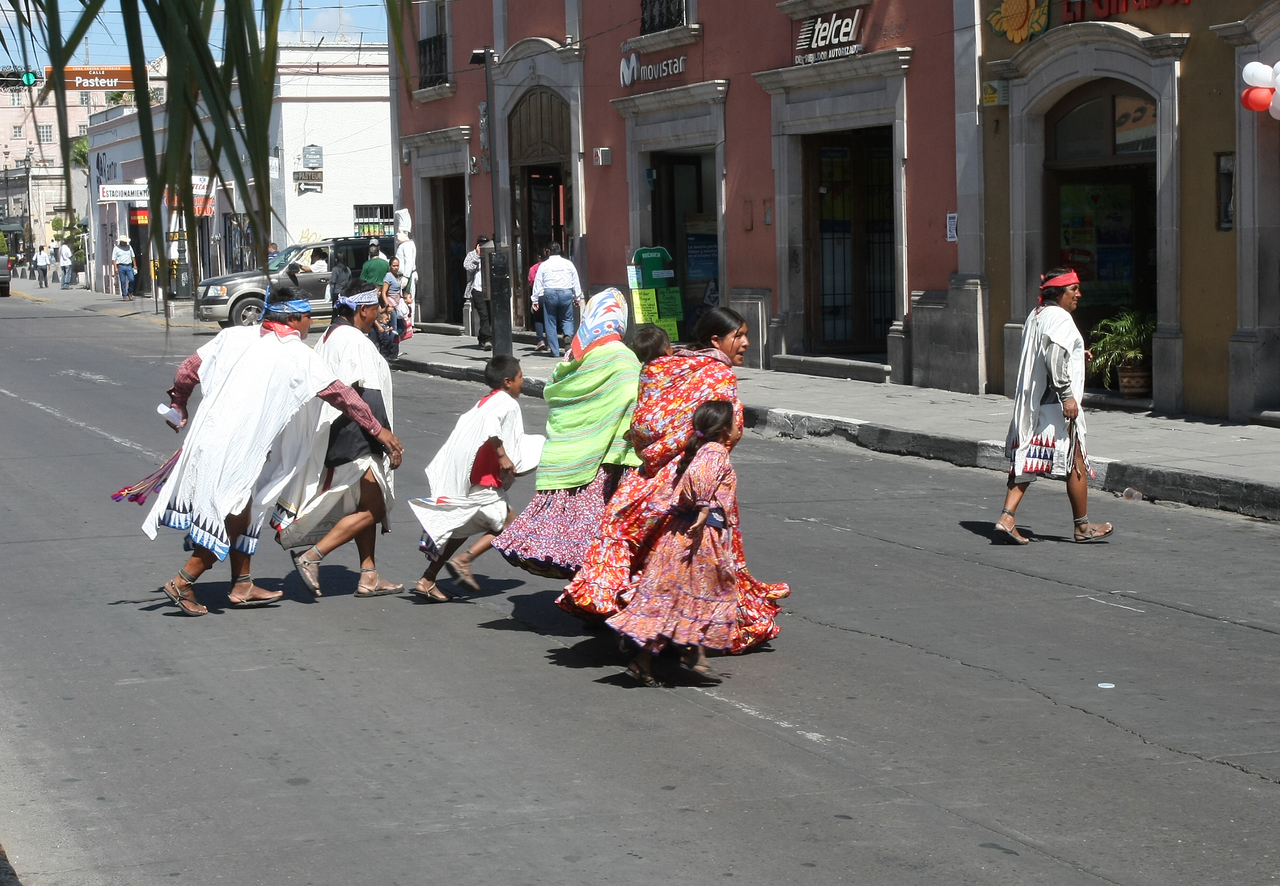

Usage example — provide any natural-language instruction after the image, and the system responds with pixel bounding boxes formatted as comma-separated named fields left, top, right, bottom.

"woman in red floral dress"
left=557, top=307, right=788, bottom=653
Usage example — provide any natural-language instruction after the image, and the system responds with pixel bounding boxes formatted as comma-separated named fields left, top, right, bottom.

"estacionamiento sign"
left=795, top=8, right=865, bottom=65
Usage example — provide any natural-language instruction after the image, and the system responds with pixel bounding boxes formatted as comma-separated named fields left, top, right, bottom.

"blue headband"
left=266, top=298, right=313, bottom=316
left=338, top=290, right=381, bottom=309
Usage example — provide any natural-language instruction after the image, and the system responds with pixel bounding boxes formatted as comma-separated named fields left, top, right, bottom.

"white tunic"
left=274, top=322, right=396, bottom=550
left=143, top=325, right=338, bottom=559
left=1005, top=304, right=1090, bottom=479
left=408, top=391, right=544, bottom=557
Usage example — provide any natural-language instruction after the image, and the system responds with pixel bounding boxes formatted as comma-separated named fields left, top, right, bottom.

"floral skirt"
left=492, top=466, right=623, bottom=580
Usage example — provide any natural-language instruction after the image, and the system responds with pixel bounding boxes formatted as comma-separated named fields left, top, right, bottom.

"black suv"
left=195, top=236, right=395, bottom=327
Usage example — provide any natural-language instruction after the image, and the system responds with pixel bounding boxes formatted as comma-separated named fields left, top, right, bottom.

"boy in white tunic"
left=408, top=356, right=544, bottom=600
left=274, top=283, right=404, bottom=597
left=145, top=287, right=404, bottom=615
left=997, top=268, right=1113, bottom=545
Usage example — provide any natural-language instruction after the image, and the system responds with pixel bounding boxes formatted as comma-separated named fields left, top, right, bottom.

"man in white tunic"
left=996, top=269, right=1113, bottom=545
left=145, top=286, right=404, bottom=615
left=274, top=284, right=404, bottom=597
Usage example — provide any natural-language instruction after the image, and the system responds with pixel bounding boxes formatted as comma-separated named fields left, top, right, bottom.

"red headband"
left=1040, top=270, right=1080, bottom=291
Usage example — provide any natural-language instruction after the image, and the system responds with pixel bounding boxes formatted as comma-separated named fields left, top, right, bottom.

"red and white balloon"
left=1241, top=62, right=1280, bottom=119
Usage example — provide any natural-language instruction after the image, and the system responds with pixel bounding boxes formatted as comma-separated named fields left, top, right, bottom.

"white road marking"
left=0, top=388, right=162, bottom=459
left=57, top=369, right=123, bottom=386
left=697, top=689, right=834, bottom=745
left=1078, top=594, right=1145, bottom=613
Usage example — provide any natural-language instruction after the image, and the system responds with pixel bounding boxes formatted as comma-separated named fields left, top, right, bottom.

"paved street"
left=1, top=296, right=1279, bottom=885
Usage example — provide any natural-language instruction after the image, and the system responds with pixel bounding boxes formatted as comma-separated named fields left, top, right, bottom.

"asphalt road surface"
left=1, top=297, right=1278, bottom=886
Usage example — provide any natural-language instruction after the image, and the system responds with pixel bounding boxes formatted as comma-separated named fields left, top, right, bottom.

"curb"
left=391, top=356, right=1280, bottom=522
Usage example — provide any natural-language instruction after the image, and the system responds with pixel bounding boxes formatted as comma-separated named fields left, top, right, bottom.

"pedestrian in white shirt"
left=463, top=235, right=492, bottom=351
left=34, top=245, right=49, bottom=288
left=112, top=234, right=137, bottom=300
left=530, top=243, right=583, bottom=358
left=59, top=241, right=73, bottom=289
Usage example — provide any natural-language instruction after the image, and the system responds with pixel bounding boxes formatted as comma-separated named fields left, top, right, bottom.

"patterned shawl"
left=630, top=347, right=743, bottom=477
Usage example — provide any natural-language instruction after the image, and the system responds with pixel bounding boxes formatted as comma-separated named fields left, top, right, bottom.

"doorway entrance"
left=650, top=150, right=717, bottom=337
left=1044, top=80, right=1158, bottom=346
left=802, top=127, right=895, bottom=355
left=508, top=88, right=572, bottom=327
left=431, top=174, right=467, bottom=323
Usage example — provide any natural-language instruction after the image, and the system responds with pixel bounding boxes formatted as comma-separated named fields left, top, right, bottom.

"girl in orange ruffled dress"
left=607, top=400, right=742, bottom=686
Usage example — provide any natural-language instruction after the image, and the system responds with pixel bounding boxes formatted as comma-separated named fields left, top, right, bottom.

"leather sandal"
left=1073, top=517, right=1114, bottom=543
left=355, top=568, right=403, bottom=597
left=164, top=571, right=207, bottom=617
left=411, top=579, right=453, bottom=603
left=994, top=508, right=1030, bottom=545
left=444, top=553, right=481, bottom=593
left=291, top=547, right=324, bottom=597
left=227, top=574, right=284, bottom=608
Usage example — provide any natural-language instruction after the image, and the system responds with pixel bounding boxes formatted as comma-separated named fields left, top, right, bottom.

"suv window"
left=269, top=245, right=310, bottom=273
left=346, top=238, right=395, bottom=274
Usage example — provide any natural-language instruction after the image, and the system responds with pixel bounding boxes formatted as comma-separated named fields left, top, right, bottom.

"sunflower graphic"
left=988, top=0, right=1049, bottom=45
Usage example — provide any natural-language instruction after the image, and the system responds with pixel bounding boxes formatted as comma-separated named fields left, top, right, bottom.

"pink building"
left=395, top=0, right=981, bottom=384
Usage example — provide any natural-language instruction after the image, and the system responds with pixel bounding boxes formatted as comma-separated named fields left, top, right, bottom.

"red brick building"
left=393, top=0, right=978, bottom=381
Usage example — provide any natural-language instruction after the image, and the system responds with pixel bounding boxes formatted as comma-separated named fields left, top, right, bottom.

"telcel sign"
left=620, top=53, right=687, bottom=88
left=795, top=8, right=865, bottom=65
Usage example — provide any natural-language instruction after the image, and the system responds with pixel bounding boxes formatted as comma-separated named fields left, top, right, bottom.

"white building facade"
left=86, top=42, right=394, bottom=294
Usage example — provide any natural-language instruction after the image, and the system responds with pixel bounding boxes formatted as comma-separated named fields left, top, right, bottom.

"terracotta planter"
left=1117, top=364, right=1152, bottom=399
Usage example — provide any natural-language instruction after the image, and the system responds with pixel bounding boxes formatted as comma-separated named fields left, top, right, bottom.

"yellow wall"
left=980, top=0, right=1255, bottom=416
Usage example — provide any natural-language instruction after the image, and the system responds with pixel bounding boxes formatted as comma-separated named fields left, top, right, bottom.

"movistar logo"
left=621, top=53, right=639, bottom=87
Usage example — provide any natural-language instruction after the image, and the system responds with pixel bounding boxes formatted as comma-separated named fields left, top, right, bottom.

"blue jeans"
left=61, top=266, right=72, bottom=288
left=118, top=264, right=136, bottom=298
left=540, top=289, right=576, bottom=356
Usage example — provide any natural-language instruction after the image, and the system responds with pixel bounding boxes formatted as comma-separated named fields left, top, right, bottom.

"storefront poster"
left=656, top=319, right=681, bottom=339
left=685, top=232, right=718, bottom=281
left=656, top=288, right=684, bottom=320
left=632, top=288, right=659, bottom=323
left=1059, top=183, right=1134, bottom=307
left=631, top=247, right=674, bottom=291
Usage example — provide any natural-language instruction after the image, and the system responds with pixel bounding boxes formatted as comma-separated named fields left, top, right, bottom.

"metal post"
left=482, top=46, right=513, bottom=357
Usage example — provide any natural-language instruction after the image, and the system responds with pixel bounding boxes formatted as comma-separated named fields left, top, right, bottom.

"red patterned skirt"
left=493, top=466, right=623, bottom=580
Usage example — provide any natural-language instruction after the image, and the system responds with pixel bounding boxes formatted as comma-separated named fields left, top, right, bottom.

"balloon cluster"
left=1242, top=61, right=1280, bottom=116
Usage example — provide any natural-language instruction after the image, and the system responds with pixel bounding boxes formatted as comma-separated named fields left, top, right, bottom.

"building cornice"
left=987, top=22, right=1188, bottom=79
left=752, top=47, right=911, bottom=95
left=1211, top=0, right=1280, bottom=47
left=411, top=82, right=457, bottom=104
left=493, top=37, right=582, bottom=79
left=620, top=24, right=703, bottom=55
left=610, top=79, right=728, bottom=117
left=775, top=0, right=869, bottom=22
left=400, top=125, right=471, bottom=150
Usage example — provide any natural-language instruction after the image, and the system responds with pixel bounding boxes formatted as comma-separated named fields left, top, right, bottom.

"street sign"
left=100, top=184, right=150, bottom=201
left=293, top=170, right=323, bottom=182
left=302, top=145, right=323, bottom=169
left=46, top=66, right=136, bottom=90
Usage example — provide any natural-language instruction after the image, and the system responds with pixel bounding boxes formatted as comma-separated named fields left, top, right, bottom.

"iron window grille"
left=640, top=0, right=686, bottom=35
left=418, top=34, right=448, bottom=90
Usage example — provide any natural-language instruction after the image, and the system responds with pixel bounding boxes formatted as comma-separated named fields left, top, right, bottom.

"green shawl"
left=536, top=340, right=642, bottom=491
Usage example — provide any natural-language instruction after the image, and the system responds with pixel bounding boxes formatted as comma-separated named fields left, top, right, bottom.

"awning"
left=0, top=222, right=24, bottom=233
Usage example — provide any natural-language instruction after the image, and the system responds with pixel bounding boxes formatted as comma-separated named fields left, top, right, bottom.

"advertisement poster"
left=685, top=233, right=719, bottom=282
left=1059, top=183, right=1134, bottom=307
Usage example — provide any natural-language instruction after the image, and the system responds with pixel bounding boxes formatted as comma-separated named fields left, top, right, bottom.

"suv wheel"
left=232, top=296, right=265, bottom=326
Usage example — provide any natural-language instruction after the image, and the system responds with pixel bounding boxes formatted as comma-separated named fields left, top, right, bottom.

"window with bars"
left=37, top=124, right=53, bottom=144
left=11, top=125, right=21, bottom=139
left=78, top=123, right=88, bottom=136
left=9, top=92, right=21, bottom=107
left=353, top=204, right=395, bottom=237
left=79, top=91, right=92, bottom=106
left=641, top=0, right=686, bottom=34
left=418, top=34, right=447, bottom=90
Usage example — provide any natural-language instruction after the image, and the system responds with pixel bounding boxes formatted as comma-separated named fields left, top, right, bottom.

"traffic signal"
left=0, top=70, right=18, bottom=90
left=21, top=71, right=36, bottom=87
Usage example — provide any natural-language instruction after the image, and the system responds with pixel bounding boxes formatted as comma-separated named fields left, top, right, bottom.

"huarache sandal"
left=678, top=661, right=723, bottom=685
left=227, top=574, right=284, bottom=608
left=164, top=571, right=207, bottom=617
left=291, top=547, right=324, bottom=597
left=444, top=553, right=481, bottom=593
left=411, top=579, right=453, bottom=603
left=355, top=568, right=404, bottom=597
left=994, top=508, right=1030, bottom=545
left=1073, top=516, right=1114, bottom=544
left=627, top=657, right=660, bottom=688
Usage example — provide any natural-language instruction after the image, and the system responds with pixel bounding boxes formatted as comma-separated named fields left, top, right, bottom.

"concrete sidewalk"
left=20, top=284, right=1280, bottom=521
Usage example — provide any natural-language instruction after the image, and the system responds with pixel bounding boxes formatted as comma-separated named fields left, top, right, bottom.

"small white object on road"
left=157, top=403, right=183, bottom=425
left=1098, top=683, right=1116, bottom=689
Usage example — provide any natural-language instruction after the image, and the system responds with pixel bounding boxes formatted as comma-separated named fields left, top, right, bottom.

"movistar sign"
left=620, top=52, right=687, bottom=87
left=795, top=8, right=864, bottom=65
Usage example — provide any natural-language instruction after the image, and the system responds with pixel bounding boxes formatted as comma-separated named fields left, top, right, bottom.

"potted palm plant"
left=1089, top=309, right=1156, bottom=398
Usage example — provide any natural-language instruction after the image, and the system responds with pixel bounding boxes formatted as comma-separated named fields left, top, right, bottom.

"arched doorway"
left=1044, top=79, right=1158, bottom=360
left=508, top=88, right=573, bottom=328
